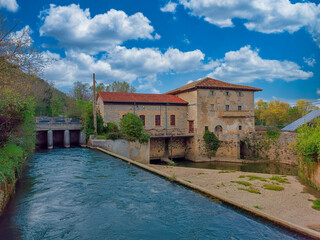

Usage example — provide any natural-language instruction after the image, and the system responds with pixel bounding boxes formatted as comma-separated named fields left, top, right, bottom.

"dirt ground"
left=150, top=165, right=320, bottom=236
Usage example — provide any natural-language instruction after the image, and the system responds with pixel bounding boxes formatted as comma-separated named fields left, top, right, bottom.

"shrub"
left=266, top=130, right=280, bottom=141
left=203, top=130, right=220, bottom=155
left=105, top=132, right=121, bottom=140
left=120, top=113, right=150, bottom=143
left=105, top=121, right=119, bottom=133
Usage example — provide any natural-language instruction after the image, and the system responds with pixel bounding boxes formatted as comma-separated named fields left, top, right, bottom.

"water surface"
left=0, top=148, right=304, bottom=239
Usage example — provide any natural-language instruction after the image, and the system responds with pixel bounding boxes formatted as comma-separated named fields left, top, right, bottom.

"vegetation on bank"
left=295, top=120, right=320, bottom=190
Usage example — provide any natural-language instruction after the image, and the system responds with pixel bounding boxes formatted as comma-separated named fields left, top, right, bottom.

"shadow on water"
left=152, top=158, right=298, bottom=176
left=0, top=148, right=311, bottom=239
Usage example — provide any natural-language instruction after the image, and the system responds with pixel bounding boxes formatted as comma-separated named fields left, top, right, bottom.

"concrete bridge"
left=36, top=117, right=86, bottom=149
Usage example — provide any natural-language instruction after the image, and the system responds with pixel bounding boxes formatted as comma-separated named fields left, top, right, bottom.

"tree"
left=260, top=100, right=290, bottom=128
left=0, top=15, right=48, bottom=75
left=119, top=113, right=149, bottom=143
left=255, top=99, right=268, bottom=126
left=69, top=81, right=91, bottom=101
left=296, top=99, right=318, bottom=117
left=105, top=81, right=136, bottom=93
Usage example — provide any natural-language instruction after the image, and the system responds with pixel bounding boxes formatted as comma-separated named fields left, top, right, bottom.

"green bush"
left=266, top=130, right=280, bottom=141
left=119, top=113, right=150, bottom=143
left=105, top=121, right=119, bottom=133
left=203, top=130, right=220, bottom=155
left=106, top=132, right=121, bottom=140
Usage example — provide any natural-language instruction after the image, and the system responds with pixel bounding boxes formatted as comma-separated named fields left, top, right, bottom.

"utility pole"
left=93, top=73, right=97, bottom=135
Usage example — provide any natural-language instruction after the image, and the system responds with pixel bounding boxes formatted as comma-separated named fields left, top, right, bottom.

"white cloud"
left=303, top=57, right=316, bottom=67
left=43, top=47, right=205, bottom=93
left=186, top=80, right=193, bottom=84
left=39, top=4, right=157, bottom=53
left=317, top=89, right=320, bottom=95
left=161, top=2, right=178, bottom=13
left=207, top=45, right=313, bottom=83
left=179, top=0, right=320, bottom=47
left=0, top=0, right=18, bottom=12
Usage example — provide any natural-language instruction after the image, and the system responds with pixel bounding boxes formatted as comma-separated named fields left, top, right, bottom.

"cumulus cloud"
left=0, top=0, right=18, bottom=12
left=43, top=47, right=205, bottom=93
left=39, top=4, right=157, bottom=53
left=161, top=1, right=178, bottom=13
left=179, top=0, right=320, bottom=47
left=303, top=57, right=316, bottom=67
left=207, top=45, right=313, bottom=83
left=317, top=89, right=320, bottom=95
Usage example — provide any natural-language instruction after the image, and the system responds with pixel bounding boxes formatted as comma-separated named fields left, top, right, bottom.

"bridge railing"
left=36, top=117, right=81, bottom=124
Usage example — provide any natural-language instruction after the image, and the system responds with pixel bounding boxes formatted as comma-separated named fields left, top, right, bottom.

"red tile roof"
left=98, top=92, right=188, bottom=104
left=165, top=77, right=262, bottom=95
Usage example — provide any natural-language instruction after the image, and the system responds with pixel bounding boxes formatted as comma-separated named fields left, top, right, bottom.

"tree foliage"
left=255, top=99, right=319, bottom=128
left=119, top=113, right=149, bottom=143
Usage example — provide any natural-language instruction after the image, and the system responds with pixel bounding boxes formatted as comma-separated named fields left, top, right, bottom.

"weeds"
left=169, top=173, right=177, bottom=182
left=238, top=187, right=261, bottom=194
left=263, top=184, right=284, bottom=191
left=167, top=162, right=177, bottom=166
left=184, top=179, right=192, bottom=183
left=312, top=199, right=320, bottom=210
left=219, top=170, right=236, bottom=173
left=231, top=181, right=252, bottom=186
left=269, top=176, right=290, bottom=184
left=239, top=175, right=267, bottom=182
left=254, top=206, right=262, bottom=209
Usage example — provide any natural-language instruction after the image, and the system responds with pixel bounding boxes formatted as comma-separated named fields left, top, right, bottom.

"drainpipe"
left=165, top=103, right=168, bottom=136
left=133, top=102, right=136, bottom=114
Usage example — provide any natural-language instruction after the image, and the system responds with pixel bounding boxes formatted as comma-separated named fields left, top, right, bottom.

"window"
left=239, top=125, right=242, bottom=130
left=188, top=120, right=194, bottom=133
left=215, top=125, right=223, bottom=134
left=210, top=90, right=214, bottom=96
left=238, top=106, right=242, bottom=111
left=226, top=91, right=229, bottom=96
left=155, top=115, right=161, bottom=126
left=210, top=104, right=214, bottom=110
left=238, top=92, right=242, bottom=97
left=205, top=126, right=208, bottom=131
left=139, top=115, right=145, bottom=126
left=170, top=115, right=175, bottom=126
left=225, top=105, right=230, bottom=111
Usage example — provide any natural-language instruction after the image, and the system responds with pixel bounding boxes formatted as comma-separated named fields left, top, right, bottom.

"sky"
left=1, top=0, right=320, bottom=106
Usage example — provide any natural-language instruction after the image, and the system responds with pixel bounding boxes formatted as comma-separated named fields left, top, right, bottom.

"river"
left=0, top=148, right=304, bottom=239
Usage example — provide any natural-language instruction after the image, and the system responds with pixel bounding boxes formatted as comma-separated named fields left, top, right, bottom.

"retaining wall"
left=241, top=131, right=298, bottom=165
left=90, top=139, right=150, bottom=164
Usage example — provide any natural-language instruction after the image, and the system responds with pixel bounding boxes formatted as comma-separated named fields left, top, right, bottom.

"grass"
left=239, top=175, right=268, bottom=182
left=231, top=181, right=252, bottom=186
left=312, top=199, right=320, bottom=210
left=169, top=173, right=177, bottom=182
left=197, top=172, right=205, bottom=175
left=263, top=184, right=284, bottom=191
left=95, top=135, right=106, bottom=139
left=218, top=170, right=236, bottom=173
left=184, top=179, right=192, bottom=183
left=269, top=176, right=290, bottom=184
left=254, top=205, right=262, bottom=210
left=238, top=187, right=261, bottom=194
left=167, top=162, right=177, bottom=166
left=216, top=183, right=226, bottom=188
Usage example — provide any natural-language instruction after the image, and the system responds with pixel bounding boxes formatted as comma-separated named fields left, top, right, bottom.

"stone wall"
left=150, top=137, right=187, bottom=159
left=240, top=131, right=298, bottom=165
left=90, top=139, right=150, bottom=164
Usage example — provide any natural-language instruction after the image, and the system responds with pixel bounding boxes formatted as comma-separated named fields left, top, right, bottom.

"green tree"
left=119, top=113, right=149, bottom=143
left=106, top=81, right=136, bottom=93
left=70, top=81, right=91, bottom=101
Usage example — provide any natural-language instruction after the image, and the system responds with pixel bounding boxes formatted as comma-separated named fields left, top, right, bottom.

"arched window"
left=215, top=125, right=223, bottom=134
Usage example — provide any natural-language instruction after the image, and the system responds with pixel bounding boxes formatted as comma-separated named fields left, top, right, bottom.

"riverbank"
left=93, top=147, right=320, bottom=239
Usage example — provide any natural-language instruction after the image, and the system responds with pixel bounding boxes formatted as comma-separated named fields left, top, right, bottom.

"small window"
left=155, top=115, right=161, bottom=126
left=239, top=125, right=242, bottom=130
left=238, top=92, right=242, bottom=97
left=205, top=126, right=208, bottom=131
left=139, top=115, right=145, bottom=126
left=238, top=106, right=242, bottom=111
left=210, top=104, right=214, bottom=110
left=170, top=115, right=175, bottom=126
left=215, top=125, right=223, bottom=134
left=226, top=91, right=229, bottom=96
left=210, top=90, right=214, bottom=96
left=226, top=105, right=230, bottom=111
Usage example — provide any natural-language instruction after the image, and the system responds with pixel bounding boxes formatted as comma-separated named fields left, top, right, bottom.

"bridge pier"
left=47, top=130, right=53, bottom=149
left=64, top=130, right=70, bottom=148
left=79, top=131, right=86, bottom=146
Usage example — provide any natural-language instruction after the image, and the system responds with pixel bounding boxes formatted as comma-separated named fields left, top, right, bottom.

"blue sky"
left=2, top=0, right=320, bottom=105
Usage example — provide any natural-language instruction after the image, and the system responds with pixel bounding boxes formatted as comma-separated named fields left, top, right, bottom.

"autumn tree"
left=260, top=100, right=290, bottom=128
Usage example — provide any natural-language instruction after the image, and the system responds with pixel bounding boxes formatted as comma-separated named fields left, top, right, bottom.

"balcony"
left=220, top=110, right=253, bottom=118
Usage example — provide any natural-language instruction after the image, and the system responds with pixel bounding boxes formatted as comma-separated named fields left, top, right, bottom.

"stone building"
left=97, top=77, right=262, bottom=162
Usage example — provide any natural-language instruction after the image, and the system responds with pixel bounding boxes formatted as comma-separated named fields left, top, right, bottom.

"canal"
left=0, top=148, right=304, bottom=239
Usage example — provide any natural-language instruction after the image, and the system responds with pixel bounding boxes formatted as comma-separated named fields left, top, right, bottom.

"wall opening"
left=53, top=130, right=64, bottom=148
left=36, top=131, right=47, bottom=149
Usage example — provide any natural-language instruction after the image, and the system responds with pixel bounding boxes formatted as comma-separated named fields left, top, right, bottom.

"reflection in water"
left=0, top=148, right=304, bottom=239
left=153, top=159, right=298, bottom=176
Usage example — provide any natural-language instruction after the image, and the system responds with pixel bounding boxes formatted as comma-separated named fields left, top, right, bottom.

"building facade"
left=97, top=77, right=262, bottom=162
